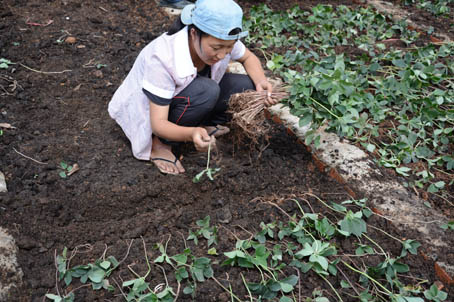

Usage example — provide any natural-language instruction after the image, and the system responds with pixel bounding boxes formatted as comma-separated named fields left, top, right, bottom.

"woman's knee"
left=198, top=77, right=221, bottom=107
left=181, top=76, right=220, bottom=107
left=219, top=73, right=255, bottom=101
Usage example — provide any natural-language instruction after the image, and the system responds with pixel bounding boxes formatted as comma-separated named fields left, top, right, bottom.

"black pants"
left=167, top=73, right=255, bottom=127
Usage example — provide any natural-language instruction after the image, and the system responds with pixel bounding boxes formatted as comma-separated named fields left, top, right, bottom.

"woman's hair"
left=167, top=16, right=242, bottom=38
left=167, top=17, right=205, bottom=37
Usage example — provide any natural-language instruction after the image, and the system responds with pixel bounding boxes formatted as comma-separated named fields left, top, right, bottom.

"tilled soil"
left=0, top=0, right=453, bottom=301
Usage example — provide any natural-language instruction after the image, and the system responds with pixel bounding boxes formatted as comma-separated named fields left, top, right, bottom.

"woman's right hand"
left=192, top=127, right=216, bottom=152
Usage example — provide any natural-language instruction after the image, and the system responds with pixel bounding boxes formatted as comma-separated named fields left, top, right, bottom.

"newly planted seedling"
left=0, top=58, right=14, bottom=69
left=193, top=141, right=220, bottom=183
left=59, top=161, right=73, bottom=178
left=125, top=239, right=176, bottom=302
left=338, top=210, right=367, bottom=237
left=295, top=240, right=337, bottom=272
left=109, top=195, right=448, bottom=302
left=187, top=215, right=218, bottom=247
left=46, top=247, right=119, bottom=301
left=424, top=283, right=448, bottom=301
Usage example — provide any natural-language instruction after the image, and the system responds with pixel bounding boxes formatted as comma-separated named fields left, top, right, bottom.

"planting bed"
left=0, top=0, right=453, bottom=301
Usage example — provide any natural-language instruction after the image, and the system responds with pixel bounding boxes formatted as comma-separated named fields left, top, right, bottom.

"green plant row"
left=46, top=197, right=450, bottom=302
left=245, top=4, right=454, bottom=195
left=402, top=0, right=454, bottom=16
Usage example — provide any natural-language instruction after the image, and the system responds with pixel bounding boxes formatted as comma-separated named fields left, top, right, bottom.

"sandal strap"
left=151, top=157, right=178, bottom=164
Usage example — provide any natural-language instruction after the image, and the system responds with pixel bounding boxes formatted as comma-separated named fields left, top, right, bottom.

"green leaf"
left=207, top=247, right=218, bottom=255
left=45, top=294, right=62, bottom=302
left=281, top=275, right=298, bottom=286
left=107, top=256, right=119, bottom=269
left=366, top=143, right=376, bottom=152
left=339, top=211, right=367, bottom=237
left=280, top=296, right=293, bottom=302
left=192, top=170, right=206, bottom=183
left=88, top=267, right=105, bottom=283
left=392, top=59, right=407, bottom=68
left=154, top=255, right=165, bottom=263
left=310, top=254, right=328, bottom=270
left=440, top=221, right=454, bottom=230
left=340, top=280, right=351, bottom=288
left=266, top=60, right=276, bottom=70
left=99, top=260, right=111, bottom=270
left=172, top=253, right=188, bottom=265
left=280, top=282, right=293, bottom=293
left=175, top=267, right=188, bottom=282
left=59, top=171, right=67, bottom=178
left=434, top=181, right=445, bottom=188
left=224, top=250, right=245, bottom=259
left=64, top=273, right=72, bottom=286
left=92, top=281, right=103, bottom=290
left=191, top=267, right=205, bottom=282
left=122, top=279, right=137, bottom=287
left=396, top=166, right=411, bottom=176
left=183, top=286, right=194, bottom=295
left=299, top=114, right=313, bottom=127
left=295, top=243, right=314, bottom=258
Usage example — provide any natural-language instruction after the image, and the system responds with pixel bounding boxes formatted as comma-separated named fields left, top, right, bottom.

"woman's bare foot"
left=204, top=125, right=230, bottom=137
left=150, top=136, right=185, bottom=175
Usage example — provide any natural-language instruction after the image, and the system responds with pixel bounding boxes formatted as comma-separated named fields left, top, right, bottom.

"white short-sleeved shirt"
left=108, top=26, right=246, bottom=160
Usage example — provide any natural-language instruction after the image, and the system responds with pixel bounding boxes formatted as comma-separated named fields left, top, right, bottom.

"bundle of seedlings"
left=228, top=85, right=289, bottom=146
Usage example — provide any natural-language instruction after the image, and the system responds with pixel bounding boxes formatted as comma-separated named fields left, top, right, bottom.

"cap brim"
left=181, top=4, right=195, bottom=25
left=214, top=30, right=248, bottom=41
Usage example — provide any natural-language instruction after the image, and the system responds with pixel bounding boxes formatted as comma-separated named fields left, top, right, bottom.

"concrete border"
left=0, top=227, right=23, bottom=300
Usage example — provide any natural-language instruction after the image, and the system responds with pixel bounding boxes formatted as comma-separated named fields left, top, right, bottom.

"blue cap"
left=181, top=0, right=248, bottom=40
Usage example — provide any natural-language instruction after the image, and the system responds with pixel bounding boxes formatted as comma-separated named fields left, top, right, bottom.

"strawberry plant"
left=192, top=141, right=220, bottom=183
left=245, top=4, right=454, bottom=197
left=187, top=215, right=218, bottom=247
left=46, top=247, right=119, bottom=301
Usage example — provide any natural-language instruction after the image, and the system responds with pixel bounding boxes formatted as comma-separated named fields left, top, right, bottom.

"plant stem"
left=212, top=276, right=244, bottom=302
left=368, top=225, right=402, bottom=244
left=363, top=234, right=387, bottom=256
left=206, top=141, right=212, bottom=170
left=428, top=191, right=454, bottom=207
left=241, top=273, right=253, bottom=302
left=317, top=273, right=344, bottom=302
left=309, top=96, right=341, bottom=119
left=304, top=193, right=343, bottom=214
left=292, top=198, right=306, bottom=216
left=341, top=261, right=393, bottom=296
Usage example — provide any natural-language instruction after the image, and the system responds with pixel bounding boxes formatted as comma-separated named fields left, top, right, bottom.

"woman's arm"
left=237, top=48, right=278, bottom=106
left=149, top=102, right=213, bottom=151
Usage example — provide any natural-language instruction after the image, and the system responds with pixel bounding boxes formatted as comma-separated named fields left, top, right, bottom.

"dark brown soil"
left=0, top=0, right=452, bottom=301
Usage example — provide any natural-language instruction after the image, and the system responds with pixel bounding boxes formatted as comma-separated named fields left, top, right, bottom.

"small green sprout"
left=59, top=161, right=73, bottom=178
left=0, top=58, right=15, bottom=69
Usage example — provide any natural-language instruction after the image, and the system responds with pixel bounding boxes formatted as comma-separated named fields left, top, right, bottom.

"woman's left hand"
left=256, top=79, right=278, bottom=106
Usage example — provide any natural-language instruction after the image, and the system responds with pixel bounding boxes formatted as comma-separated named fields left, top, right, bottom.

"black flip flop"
left=151, top=157, right=180, bottom=175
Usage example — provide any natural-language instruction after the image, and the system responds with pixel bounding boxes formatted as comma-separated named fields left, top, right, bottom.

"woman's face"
left=191, top=29, right=236, bottom=65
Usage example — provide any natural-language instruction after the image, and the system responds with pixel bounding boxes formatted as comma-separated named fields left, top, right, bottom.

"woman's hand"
left=191, top=127, right=216, bottom=152
left=256, top=79, right=278, bottom=106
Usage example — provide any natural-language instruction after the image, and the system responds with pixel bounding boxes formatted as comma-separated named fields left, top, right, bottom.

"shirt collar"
left=174, top=26, right=197, bottom=78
